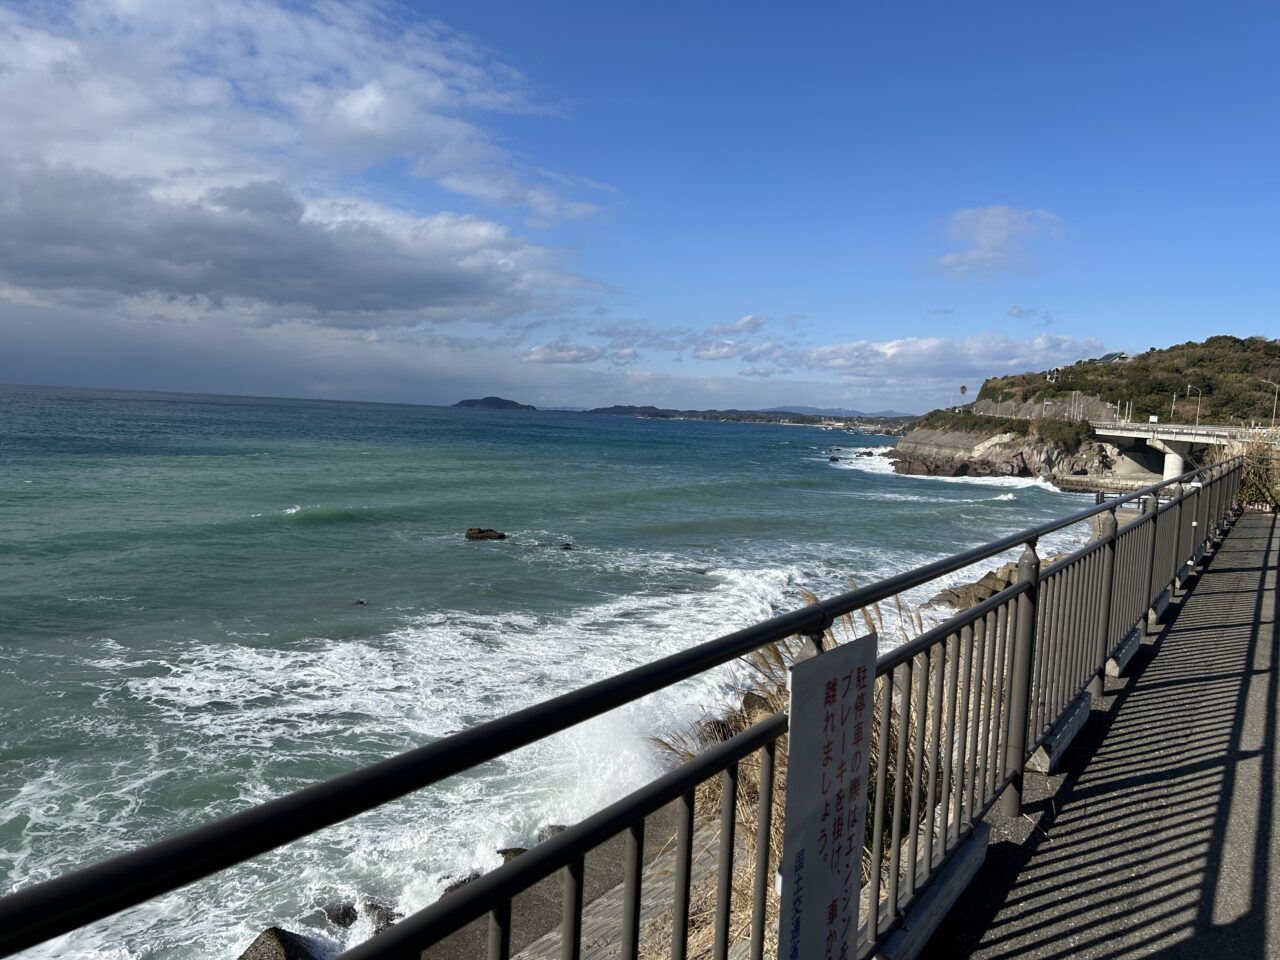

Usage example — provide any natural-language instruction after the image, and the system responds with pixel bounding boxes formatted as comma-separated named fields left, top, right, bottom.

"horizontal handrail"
left=0, top=606, right=820, bottom=955
left=0, top=456, right=1242, bottom=957
left=338, top=713, right=788, bottom=960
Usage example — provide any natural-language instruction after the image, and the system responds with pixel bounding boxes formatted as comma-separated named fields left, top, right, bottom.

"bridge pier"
left=1148, top=437, right=1191, bottom=481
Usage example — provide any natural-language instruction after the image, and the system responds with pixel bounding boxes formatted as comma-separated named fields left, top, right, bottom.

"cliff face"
left=890, top=428, right=1113, bottom=479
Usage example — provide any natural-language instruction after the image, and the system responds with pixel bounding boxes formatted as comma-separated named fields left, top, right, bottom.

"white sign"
left=778, top=632, right=877, bottom=960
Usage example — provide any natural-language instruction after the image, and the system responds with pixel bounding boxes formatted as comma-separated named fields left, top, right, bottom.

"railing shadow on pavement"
left=920, top=511, right=1277, bottom=959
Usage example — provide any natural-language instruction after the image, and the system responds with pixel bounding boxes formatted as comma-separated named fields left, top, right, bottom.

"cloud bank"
left=0, top=0, right=590, bottom=329
left=0, top=2, right=1100, bottom=413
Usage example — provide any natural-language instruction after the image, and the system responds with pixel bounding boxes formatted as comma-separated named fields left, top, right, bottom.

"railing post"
left=1091, top=509, right=1117, bottom=698
left=999, top=541, right=1039, bottom=817
left=1206, top=465, right=1220, bottom=543
left=1196, top=477, right=1210, bottom=559
left=1141, top=492, right=1159, bottom=633
left=1187, top=481, right=1203, bottom=571
left=1169, top=483, right=1185, bottom=595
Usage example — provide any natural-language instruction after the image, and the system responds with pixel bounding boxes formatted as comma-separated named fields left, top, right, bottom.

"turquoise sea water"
left=1, top=385, right=1092, bottom=958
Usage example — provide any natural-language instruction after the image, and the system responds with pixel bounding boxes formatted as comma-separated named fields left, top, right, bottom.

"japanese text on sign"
left=777, top=633, right=876, bottom=960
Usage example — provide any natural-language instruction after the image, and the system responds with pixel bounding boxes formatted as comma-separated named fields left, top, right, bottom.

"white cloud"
left=0, top=0, right=597, bottom=329
left=1007, top=305, right=1039, bottom=319
left=519, top=339, right=606, bottom=364
left=0, top=167, right=572, bottom=324
left=693, top=340, right=743, bottom=360
left=708, top=314, right=768, bottom=335
left=799, top=332, right=1100, bottom=392
left=0, top=293, right=1113, bottom=414
left=933, top=206, right=1061, bottom=279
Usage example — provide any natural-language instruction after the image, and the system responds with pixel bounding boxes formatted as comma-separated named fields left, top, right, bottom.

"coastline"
left=8, top=387, right=1100, bottom=960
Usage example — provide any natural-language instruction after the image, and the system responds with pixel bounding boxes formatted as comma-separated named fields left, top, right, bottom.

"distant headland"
left=453, top=396, right=536, bottom=411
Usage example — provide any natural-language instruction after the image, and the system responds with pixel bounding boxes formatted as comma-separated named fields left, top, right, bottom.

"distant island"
left=453, top=396, right=536, bottom=411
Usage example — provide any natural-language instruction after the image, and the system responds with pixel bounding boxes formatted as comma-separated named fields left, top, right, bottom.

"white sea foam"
left=826, top=447, right=897, bottom=476
left=11, top=554, right=817, bottom=960
left=6, top=493, right=1093, bottom=960
left=826, top=446, right=1071, bottom=493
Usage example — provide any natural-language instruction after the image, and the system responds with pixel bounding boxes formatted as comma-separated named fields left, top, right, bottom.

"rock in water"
left=536, top=824, right=568, bottom=844
left=361, top=899, right=402, bottom=934
left=323, top=901, right=359, bottom=928
left=497, top=846, right=528, bottom=863
left=237, top=927, right=324, bottom=960
left=442, top=872, right=481, bottom=896
left=465, top=527, right=506, bottom=541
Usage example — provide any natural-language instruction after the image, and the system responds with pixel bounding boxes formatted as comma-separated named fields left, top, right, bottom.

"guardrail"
left=0, top=458, right=1244, bottom=960
left=1089, top=420, right=1275, bottom=444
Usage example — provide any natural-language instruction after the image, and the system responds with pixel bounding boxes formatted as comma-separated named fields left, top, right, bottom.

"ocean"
left=0, top=384, right=1092, bottom=958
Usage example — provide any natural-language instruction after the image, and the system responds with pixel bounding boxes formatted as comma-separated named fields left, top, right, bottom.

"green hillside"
left=977, top=335, right=1280, bottom=424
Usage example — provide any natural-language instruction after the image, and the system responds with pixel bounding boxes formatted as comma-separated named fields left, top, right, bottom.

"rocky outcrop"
left=441, top=871, right=480, bottom=896
left=890, top=428, right=1115, bottom=479
left=970, top=395, right=1115, bottom=421
left=536, top=824, right=568, bottom=844
left=926, top=562, right=1020, bottom=610
left=320, top=896, right=403, bottom=934
left=465, top=527, right=507, bottom=540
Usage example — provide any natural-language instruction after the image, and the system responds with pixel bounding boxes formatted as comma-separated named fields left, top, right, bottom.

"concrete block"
left=1177, top=561, right=1198, bottom=588
left=1106, top=625, right=1141, bottom=677
left=1148, top=585, right=1172, bottom=624
left=873, top=821, right=991, bottom=960
left=1028, top=691, right=1091, bottom=773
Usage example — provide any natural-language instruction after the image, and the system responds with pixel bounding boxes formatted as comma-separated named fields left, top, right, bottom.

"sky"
left=0, top=1, right=1276, bottom=413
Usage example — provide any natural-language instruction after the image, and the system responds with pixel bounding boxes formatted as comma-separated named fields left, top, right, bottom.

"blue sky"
left=0, top=1, right=1275, bottom=411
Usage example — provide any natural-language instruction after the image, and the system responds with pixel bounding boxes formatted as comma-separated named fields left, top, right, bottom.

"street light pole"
left=1263, top=379, right=1279, bottom=431
left=1186, top=384, right=1202, bottom=427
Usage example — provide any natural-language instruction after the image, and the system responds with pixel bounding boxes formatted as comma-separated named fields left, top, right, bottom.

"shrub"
left=1030, top=418, right=1095, bottom=452
left=914, top=410, right=1030, bottom=436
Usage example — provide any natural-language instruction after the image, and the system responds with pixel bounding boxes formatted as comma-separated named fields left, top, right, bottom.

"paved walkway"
left=925, top=510, right=1279, bottom=958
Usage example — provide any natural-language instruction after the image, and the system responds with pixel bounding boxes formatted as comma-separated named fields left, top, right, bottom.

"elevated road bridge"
left=1090, top=420, right=1275, bottom=480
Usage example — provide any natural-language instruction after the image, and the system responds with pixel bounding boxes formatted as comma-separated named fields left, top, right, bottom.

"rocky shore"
left=889, top=427, right=1116, bottom=482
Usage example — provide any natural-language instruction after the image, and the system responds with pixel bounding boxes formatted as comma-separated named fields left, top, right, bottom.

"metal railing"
left=0, top=458, right=1243, bottom=960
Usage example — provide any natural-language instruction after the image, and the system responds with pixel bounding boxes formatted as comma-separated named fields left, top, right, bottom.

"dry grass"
left=646, top=585, right=949, bottom=959
left=1212, top=438, right=1278, bottom=511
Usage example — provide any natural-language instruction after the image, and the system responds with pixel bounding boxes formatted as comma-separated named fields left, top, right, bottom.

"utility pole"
left=1262, top=379, right=1279, bottom=431
left=1186, top=384, right=1202, bottom=427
